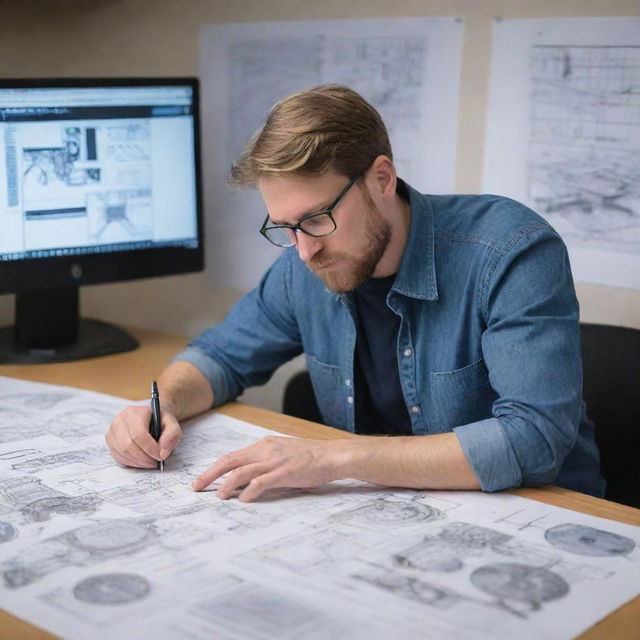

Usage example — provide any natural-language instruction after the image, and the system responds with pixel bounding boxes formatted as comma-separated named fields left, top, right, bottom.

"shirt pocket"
left=429, top=358, right=496, bottom=430
left=305, top=354, right=350, bottom=429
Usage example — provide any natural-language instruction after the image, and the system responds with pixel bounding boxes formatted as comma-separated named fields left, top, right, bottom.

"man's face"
left=258, top=172, right=391, bottom=293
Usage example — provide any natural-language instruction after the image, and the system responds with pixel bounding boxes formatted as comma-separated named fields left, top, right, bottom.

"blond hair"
left=229, top=84, right=392, bottom=186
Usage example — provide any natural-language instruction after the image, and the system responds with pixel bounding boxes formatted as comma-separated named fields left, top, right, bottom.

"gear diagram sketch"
left=0, top=375, right=638, bottom=640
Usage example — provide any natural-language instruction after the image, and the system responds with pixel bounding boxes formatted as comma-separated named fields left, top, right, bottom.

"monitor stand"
left=0, top=286, right=139, bottom=364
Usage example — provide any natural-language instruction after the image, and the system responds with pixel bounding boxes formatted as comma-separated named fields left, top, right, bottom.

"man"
left=105, top=84, right=603, bottom=502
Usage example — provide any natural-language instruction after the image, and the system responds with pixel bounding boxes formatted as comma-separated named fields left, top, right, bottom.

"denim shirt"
left=175, top=182, right=604, bottom=497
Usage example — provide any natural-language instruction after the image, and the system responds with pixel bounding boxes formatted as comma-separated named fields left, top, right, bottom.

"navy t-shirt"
left=353, top=274, right=412, bottom=435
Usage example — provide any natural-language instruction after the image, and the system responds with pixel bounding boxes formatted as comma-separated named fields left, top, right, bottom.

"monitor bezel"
left=0, top=76, right=204, bottom=295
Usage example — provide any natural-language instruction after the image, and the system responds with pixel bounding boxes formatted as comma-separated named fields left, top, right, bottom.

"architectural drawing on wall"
left=483, top=17, right=640, bottom=290
left=527, top=46, right=640, bottom=251
left=0, top=376, right=638, bottom=640
left=200, top=17, right=464, bottom=290
left=227, top=36, right=429, bottom=187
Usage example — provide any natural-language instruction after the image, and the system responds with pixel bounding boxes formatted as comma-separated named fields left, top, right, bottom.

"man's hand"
left=191, top=431, right=480, bottom=502
left=191, top=436, right=344, bottom=502
left=105, top=405, right=182, bottom=469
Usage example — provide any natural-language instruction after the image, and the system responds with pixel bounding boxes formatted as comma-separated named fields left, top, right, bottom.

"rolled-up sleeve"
left=172, top=251, right=302, bottom=407
left=454, top=227, right=583, bottom=492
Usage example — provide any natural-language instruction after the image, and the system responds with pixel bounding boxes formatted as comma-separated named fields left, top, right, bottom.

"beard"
left=307, top=193, right=391, bottom=293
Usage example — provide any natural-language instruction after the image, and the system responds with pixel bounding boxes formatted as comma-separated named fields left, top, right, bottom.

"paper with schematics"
left=0, top=375, right=638, bottom=639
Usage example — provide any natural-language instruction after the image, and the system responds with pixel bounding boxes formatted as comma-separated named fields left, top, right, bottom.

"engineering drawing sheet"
left=199, top=17, right=464, bottom=291
left=0, top=376, right=638, bottom=639
left=483, top=17, right=640, bottom=290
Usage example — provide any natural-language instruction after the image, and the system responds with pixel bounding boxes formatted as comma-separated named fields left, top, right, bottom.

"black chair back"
left=581, top=323, right=640, bottom=508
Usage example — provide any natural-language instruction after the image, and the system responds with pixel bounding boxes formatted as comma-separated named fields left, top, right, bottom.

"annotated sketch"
left=200, top=17, right=464, bottom=291
left=0, top=375, right=638, bottom=640
left=483, top=17, right=640, bottom=290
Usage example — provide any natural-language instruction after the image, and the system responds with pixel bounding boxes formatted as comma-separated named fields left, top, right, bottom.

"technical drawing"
left=87, top=189, right=153, bottom=242
left=330, top=496, right=444, bottom=530
left=0, top=521, right=17, bottom=543
left=192, top=582, right=329, bottom=639
left=226, top=34, right=429, bottom=222
left=527, top=45, right=640, bottom=251
left=0, top=393, right=72, bottom=411
left=544, top=523, right=636, bottom=557
left=470, top=562, right=570, bottom=613
left=72, top=573, right=151, bottom=605
left=23, top=136, right=95, bottom=190
left=21, top=495, right=101, bottom=523
left=0, top=406, right=116, bottom=444
left=0, top=377, right=639, bottom=640
left=2, top=513, right=215, bottom=589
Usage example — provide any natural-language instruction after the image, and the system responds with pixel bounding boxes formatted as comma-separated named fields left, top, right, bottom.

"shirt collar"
left=391, top=180, right=438, bottom=301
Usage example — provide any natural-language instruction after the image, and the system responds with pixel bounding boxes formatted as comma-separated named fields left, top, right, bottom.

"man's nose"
left=295, top=232, right=322, bottom=262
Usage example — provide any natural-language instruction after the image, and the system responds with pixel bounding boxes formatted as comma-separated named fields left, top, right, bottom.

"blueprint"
left=199, top=17, right=464, bottom=291
left=483, top=17, right=640, bottom=290
left=0, top=375, right=638, bottom=639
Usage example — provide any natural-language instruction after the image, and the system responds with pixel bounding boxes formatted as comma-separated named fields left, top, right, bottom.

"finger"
left=216, top=463, right=269, bottom=500
left=237, top=470, right=284, bottom=503
left=106, top=442, right=156, bottom=469
left=110, top=415, right=159, bottom=468
left=157, top=414, right=182, bottom=460
left=126, top=408, right=164, bottom=461
left=191, top=449, right=254, bottom=491
left=105, top=419, right=150, bottom=468
left=112, top=429, right=158, bottom=467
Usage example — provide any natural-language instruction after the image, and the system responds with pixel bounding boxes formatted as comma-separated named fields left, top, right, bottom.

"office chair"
left=283, top=323, right=640, bottom=507
left=282, top=370, right=323, bottom=424
left=580, top=323, right=640, bottom=508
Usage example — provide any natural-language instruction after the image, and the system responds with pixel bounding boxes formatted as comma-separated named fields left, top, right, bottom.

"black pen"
left=149, top=380, right=164, bottom=472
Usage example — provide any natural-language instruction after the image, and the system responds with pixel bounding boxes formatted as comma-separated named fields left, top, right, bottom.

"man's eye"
left=301, top=214, right=330, bottom=231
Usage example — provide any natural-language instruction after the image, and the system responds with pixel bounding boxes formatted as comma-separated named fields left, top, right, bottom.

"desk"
left=0, top=326, right=638, bottom=639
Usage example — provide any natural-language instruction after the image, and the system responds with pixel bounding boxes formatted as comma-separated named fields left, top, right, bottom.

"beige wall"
left=1, top=0, right=639, bottom=407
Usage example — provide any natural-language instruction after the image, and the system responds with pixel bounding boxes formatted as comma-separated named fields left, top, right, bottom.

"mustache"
left=308, top=251, right=343, bottom=270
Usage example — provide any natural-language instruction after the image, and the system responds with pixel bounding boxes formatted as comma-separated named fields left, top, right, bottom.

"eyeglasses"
left=259, top=173, right=362, bottom=248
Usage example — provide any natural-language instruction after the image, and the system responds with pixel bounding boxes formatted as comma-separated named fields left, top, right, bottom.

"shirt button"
left=347, top=396, right=354, bottom=404
left=404, top=348, right=412, bottom=357
left=411, top=406, right=420, bottom=414
left=345, top=379, right=351, bottom=387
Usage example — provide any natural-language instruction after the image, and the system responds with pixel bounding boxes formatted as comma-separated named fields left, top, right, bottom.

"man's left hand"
left=191, top=436, right=345, bottom=502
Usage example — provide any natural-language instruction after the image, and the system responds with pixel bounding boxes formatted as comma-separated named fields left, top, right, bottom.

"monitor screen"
left=0, top=78, right=204, bottom=362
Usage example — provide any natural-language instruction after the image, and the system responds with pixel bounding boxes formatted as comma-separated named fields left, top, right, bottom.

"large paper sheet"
left=199, top=17, right=464, bottom=291
left=483, top=17, right=640, bottom=290
left=0, top=376, right=638, bottom=639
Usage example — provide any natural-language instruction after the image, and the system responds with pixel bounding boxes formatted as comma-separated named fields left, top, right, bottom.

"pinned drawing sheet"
left=199, top=17, right=464, bottom=291
left=483, top=17, right=640, bottom=290
left=0, top=375, right=638, bottom=639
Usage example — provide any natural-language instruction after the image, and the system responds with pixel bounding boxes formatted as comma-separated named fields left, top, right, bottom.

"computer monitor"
left=0, top=77, right=204, bottom=363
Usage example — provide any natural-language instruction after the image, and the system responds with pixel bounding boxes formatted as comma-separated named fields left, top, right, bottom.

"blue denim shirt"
left=175, top=183, right=604, bottom=497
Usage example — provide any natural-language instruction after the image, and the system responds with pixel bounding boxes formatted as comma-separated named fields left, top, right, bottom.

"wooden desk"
left=0, top=326, right=638, bottom=639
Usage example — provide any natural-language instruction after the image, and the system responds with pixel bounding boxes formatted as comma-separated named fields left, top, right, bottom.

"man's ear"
left=368, top=155, right=396, bottom=197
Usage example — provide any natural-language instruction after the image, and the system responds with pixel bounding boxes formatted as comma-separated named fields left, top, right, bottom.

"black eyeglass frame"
left=259, top=173, right=363, bottom=247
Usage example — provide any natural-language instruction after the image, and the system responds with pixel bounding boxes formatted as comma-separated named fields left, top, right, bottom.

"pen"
left=149, top=380, right=164, bottom=472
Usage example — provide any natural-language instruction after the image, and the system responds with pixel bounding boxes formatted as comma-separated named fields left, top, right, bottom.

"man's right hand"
left=105, top=405, right=183, bottom=469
